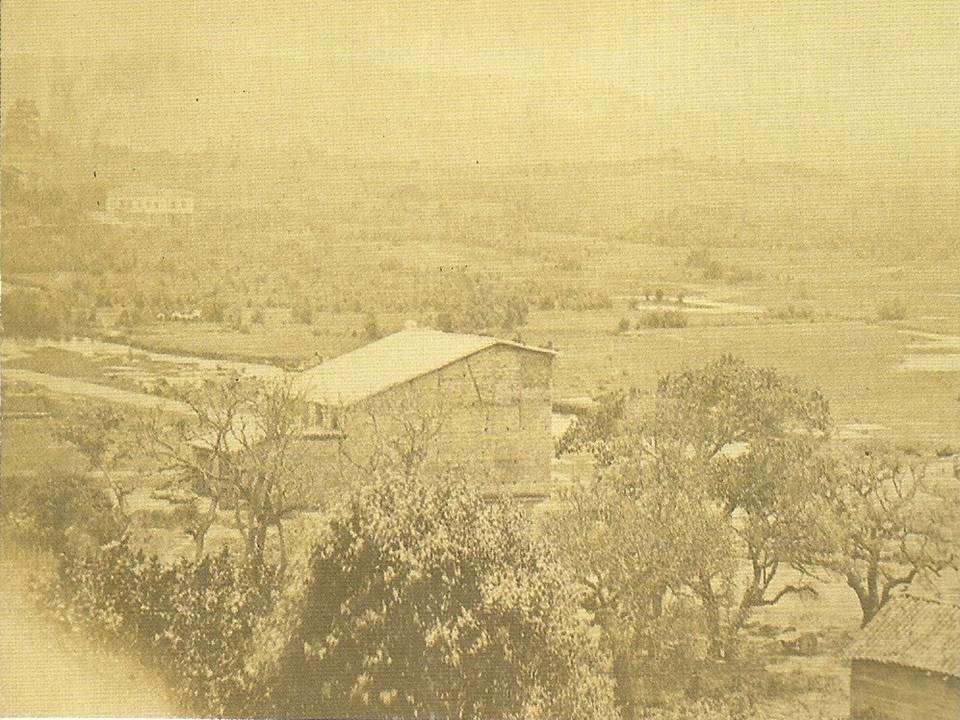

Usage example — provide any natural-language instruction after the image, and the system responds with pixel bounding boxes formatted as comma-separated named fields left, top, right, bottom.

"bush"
left=617, top=317, right=632, bottom=334
left=637, top=310, right=688, bottom=329
left=1, top=287, right=68, bottom=337
left=876, top=300, right=908, bottom=321
left=39, top=541, right=278, bottom=716
left=290, top=296, right=315, bottom=324
left=764, top=305, right=814, bottom=322
left=201, top=297, right=226, bottom=323
left=248, top=474, right=617, bottom=719
left=0, top=472, right=121, bottom=552
left=723, top=266, right=764, bottom=284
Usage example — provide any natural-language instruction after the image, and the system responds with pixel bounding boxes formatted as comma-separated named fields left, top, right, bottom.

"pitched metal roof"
left=295, top=327, right=555, bottom=406
left=847, top=595, right=960, bottom=678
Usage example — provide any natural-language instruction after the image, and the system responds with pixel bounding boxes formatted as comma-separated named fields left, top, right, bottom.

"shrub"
left=685, top=248, right=714, bottom=269
left=637, top=310, right=688, bottom=329
left=876, top=300, right=908, bottom=321
left=617, top=317, right=632, bottom=334
left=723, top=266, right=764, bottom=284
left=554, top=253, right=583, bottom=271
left=2, top=287, right=68, bottom=337
left=201, top=297, right=226, bottom=323
left=248, top=474, right=617, bottom=719
left=39, top=541, right=278, bottom=716
left=764, top=305, right=814, bottom=322
left=0, top=472, right=121, bottom=552
left=363, top=313, right=382, bottom=341
left=290, top=296, right=315, bottom=324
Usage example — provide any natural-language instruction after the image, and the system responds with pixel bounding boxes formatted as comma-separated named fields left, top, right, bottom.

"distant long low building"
left=104, top=184, right=195, bottom=221
left=294, top=327, right=556, bottom=487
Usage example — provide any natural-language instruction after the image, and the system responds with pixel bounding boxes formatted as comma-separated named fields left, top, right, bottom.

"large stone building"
left=847, top=594, right=960, bottom=720
left=294, top=327, right=556, bottom=486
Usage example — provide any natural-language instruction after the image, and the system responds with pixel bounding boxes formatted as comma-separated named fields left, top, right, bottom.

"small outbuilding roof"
left=296, top=327, right=555, bottom=406
left=847, top=594, right=960, bottom=678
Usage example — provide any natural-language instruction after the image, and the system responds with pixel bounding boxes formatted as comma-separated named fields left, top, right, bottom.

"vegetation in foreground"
left=2, top=357, right=957, bottom=718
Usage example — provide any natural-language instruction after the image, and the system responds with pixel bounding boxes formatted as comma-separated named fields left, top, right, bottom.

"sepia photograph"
left=1, top=2, right=958, bottom=718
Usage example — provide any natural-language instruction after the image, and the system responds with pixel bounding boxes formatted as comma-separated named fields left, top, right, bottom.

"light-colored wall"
left=300, top=344, right=554, bottom=490
left=850, top=660, right=960, bottom=720
left=106, top=195, right=195, bottom=214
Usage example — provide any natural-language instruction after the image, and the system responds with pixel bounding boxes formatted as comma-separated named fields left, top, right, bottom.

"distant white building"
left=105, top=184, right=195, bottom=219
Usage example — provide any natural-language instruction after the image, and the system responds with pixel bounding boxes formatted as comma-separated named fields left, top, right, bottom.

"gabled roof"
left=847, top=595, right=960, bottom=678
left=295, top=327, right=555, bottom=406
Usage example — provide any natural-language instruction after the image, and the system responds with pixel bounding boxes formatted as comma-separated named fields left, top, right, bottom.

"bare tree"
left=336, top=383, right=450, bottom=482
left=820, top=444, right=960, bottom=625
left=140, top=374, right=311, bottom=566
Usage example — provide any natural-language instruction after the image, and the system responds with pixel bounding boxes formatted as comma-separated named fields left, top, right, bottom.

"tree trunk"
left=192, top=497, right=218, bottom=561
left=611, top=650, right=638, bottom=720
left=245, top=519, right=268, bottom=565
left=276, top=520, right=287, bottom=572
left=846, top=569, right=881, bottom=627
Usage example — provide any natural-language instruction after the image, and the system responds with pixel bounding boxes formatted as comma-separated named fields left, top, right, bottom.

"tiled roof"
left=847, top=594, right=960, bottom=678
left=295, top=327, right=555, bottom=406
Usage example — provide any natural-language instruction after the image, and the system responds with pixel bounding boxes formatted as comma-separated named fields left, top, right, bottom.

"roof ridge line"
left=901, top=592, right=960, bottom=608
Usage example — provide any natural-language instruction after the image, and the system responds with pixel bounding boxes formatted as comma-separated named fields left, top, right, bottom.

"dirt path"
left=3, top=368, right=191, bottom=415
left=0, top=558, right=179, bottom=716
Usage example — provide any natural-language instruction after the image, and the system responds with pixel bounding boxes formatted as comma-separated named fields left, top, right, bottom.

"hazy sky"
left=3, top=1, right=959, bottom=166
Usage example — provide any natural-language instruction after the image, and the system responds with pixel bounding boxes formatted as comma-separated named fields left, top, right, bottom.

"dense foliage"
left=248, top=473, right=617, bottom=719
left=549, top=475, right=736, bottom=717
left=37, top=542, right=278, bottom=716
left=556, top=357, right=833, bottom=661
left=0, top=472, right=122, bottom=552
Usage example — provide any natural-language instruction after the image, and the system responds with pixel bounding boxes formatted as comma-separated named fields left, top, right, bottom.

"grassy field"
left=105, top=309, right=960, bottom=447
left=100, top=237, right=957, bottom=446
left=525, top=316, right=960, bottom=446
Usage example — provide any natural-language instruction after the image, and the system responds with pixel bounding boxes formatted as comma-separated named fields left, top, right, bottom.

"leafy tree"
left=1, top=472, right=121, bottom=552
left=45, top=540, right=278, bottom=716
left=201, top=297, right=226, bottom=323
left=56, top=405, right=136, bottom=532
left=1, top=288, right=67, bottom=337
left=819, top=443, right=960, bottom=625
left=560, top=356, right=832, bottom=655
left=248, top=473, right=617, bottom=719
left=2, top=98, right=41, bottom=148
left=290, top=295, right=315, bottom=324
left=548, top=472, right=735, bottom=719
left=363, top=312, right=382, bottom=341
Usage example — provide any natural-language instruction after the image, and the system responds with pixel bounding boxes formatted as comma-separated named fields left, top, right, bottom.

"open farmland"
left=3, top=6, right=960, bottom=712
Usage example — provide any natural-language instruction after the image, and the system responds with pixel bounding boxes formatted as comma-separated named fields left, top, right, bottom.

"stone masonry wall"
left=299, top=344, right=554, bottom=490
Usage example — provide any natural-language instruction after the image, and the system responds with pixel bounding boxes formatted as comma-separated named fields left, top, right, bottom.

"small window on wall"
left=311, top=404, right=342, bottom=431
